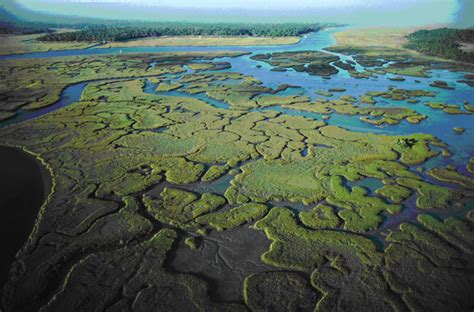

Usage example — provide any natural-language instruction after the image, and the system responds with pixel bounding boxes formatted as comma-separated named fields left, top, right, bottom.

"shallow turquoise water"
left=346, top=177, right=385, bottom=195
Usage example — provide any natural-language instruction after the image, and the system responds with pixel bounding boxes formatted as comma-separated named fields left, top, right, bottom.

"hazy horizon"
left=2, top=0, right=473, bottom=27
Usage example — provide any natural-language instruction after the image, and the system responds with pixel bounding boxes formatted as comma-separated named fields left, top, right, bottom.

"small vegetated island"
left=0, top=9, right=473, bottom=312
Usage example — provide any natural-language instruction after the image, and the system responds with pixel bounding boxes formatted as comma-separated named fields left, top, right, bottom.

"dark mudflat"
left=0, top=146, right=51, bottom=289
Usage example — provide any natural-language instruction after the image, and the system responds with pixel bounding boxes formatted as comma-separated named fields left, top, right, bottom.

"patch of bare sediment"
left=168, top=226, right=274, bottom=302
left=460, top=43, right=474, bottom=53
left=0, top=146, right=52, bottom=289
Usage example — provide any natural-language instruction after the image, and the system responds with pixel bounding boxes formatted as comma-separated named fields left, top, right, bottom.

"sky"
left=3, top=0, right=473, bottom=27
left=13, top=0, right=405, bottom=9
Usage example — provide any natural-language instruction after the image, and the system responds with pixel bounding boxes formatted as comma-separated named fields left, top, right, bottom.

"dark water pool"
left=0, top=146, right=51, bottom=288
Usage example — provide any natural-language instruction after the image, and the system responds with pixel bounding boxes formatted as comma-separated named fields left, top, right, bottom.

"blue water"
left=1, top=29, right=473, bottom=171
left=346, top=178, right=385, bottom=195
left=1, top=27, right=473, bottom=233
left=144, top=79, right=231, bottom=109
left=3, top=28, right=471, bottom=167
left=0, top=82, right=87, bottom=128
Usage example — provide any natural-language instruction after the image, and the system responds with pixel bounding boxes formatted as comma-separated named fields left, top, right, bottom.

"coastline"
left=0, top=145, right=52, bottom=289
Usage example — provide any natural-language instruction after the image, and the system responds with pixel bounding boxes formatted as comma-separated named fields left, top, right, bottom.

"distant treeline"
left=405, top=28, right=474, bottom=62
left=0, top=10, right=51, bottom=34
left=0, top=21, right=56, bottom=35
left=37, top=23, right=332, bottom=42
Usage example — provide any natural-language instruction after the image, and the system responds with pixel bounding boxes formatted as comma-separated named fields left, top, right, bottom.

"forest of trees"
left=405, top=28, right=474, bottom=62
left=37, top=23, right=331, bottom=42
left=0, top=6, right=335, bottom=41
left=0, top=22, right=47, bottom=34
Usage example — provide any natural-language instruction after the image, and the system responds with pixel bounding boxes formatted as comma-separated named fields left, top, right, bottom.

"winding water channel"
left=0, top=28, right=473, bottom=256
left=3, top=29, right=472, bottom=169
left=1, top=28, right=473, bottom=177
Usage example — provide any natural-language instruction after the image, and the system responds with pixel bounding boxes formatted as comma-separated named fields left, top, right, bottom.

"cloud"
left=9, top=0, right=462, bottom=26
left=453, top=0, right=474, bottom=27
left=13, top=0, right=418, bottom=10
